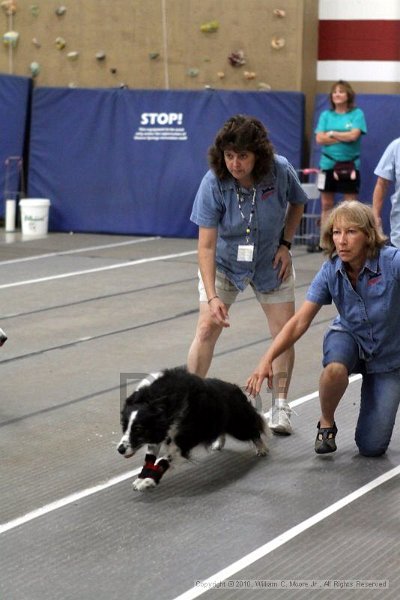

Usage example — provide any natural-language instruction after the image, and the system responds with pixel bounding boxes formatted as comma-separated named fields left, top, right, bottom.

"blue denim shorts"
left=322, top=328, right=363, bottom=373
left=323, top=328, right=400, bottom=456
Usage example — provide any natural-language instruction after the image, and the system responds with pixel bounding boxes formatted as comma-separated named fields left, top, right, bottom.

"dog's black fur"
left=117, top=367, right=267, bottom=490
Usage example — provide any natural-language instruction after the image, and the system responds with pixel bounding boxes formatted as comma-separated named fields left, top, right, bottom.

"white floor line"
left=0, top=374, right=378, bottom=537
left=0, top=249, right=197, bottom=289
left=0, top=467, right=141, bottom=535
left=0, top=236, right=161, bottom=265
left=171, top=465, right=400, bottom=600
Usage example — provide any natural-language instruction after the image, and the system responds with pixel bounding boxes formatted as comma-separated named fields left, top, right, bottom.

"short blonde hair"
left=321, top=201, right=387, bottom=259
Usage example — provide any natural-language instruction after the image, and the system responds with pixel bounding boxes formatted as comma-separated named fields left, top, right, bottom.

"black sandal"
left=315, top=421, right=338, bottom=454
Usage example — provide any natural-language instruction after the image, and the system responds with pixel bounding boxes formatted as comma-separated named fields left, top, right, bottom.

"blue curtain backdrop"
left=28, top=88, right=304, bottom=237
left=3, top=81, right=399, bottom=238
left=310, top=94, right=400, bottom=236
left=0, top=74, right=31, bottom=217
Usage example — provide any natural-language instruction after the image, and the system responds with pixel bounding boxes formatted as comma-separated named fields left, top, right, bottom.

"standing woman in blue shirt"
left=372, top=137, right=400, bottom=248
left=187, top=115, right=308, bottom=435
left=315, top=80, right=367, bottom=245
left=247, top=201, right=399, bottom=457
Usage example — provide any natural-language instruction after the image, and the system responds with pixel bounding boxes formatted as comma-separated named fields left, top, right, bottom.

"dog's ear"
left=143, top=396, right=170, bottom=424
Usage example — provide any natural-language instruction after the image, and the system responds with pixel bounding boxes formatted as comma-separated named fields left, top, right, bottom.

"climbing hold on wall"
left=29, top=61, right=40, bottom=77
left=258, top=82, right=272, bottom=91
left=67, top=51, right=79, bottom=61
left=95, top=51, right=106, bottom=61
left=187, top=68, right=199, bottom=77
left=3, top=31, right=19, bottom=47
left=110, top=67, right=117, bottom=74
left=148, top=52, right=159, bottom=60
left=273, top=9, right=286, bottom=18
left=244, top=71, right=256, bottom=80
left=30, top=4, right=39, bottom=17
left=271, top=36, right=285, bottom=50
left=217, top=71, right=225, bottom=79
left=55, top=36, right=66, bottom=50
left=32, top=37, right=41, bottom=48
left=1, top=0, right=17, bottom=16
left=200, top=20, right=219, bottom=33
left=55, top=6, right=67, bottom=16
left=228, top=50, right=246, bottom=67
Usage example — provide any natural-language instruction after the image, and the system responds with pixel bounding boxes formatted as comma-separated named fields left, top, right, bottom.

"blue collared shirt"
left=190, top=155, right=308, bottom=293
left=307, top=245, right=400, bottom=373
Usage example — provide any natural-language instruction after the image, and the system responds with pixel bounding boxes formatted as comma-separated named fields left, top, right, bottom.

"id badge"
left=237, top=244, right=254, bottom=262
left=317, top=171, right=326, bottom=191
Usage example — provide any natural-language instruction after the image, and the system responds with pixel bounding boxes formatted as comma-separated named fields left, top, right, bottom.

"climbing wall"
left=0, top=0, right=318, bottom=92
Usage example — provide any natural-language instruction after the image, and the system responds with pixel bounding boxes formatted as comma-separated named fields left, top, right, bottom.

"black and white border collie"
left=117, top=367, right=268, bottom=491
left=0, top=328, right=7, bottom=347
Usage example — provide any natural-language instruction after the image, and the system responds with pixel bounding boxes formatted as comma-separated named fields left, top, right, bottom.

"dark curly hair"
left=329, top=80, right=356, bottom=111
left=208, top=114, right=275, bottom=182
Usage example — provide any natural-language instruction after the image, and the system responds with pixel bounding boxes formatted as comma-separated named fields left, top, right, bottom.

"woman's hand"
left=246, top=358, right=273, bottom=397
left=208, top=296, right=230, bottom=328
left=273, top=245, right=292, bottom=280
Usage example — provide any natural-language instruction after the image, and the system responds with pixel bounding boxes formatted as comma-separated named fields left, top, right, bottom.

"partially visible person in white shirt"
left=372, top=137, right=400, bottom=247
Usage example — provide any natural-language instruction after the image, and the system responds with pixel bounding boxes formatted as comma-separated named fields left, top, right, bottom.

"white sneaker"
left=269, top=400, right=292, bottom=435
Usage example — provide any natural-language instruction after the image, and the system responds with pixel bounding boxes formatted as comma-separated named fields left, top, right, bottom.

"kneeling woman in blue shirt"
left=247, top=200, right=399, bottom=456
left=187, top=114, right=307, bottom=435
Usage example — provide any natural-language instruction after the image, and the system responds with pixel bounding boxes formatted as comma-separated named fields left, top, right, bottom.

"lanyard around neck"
left=235, top=182, right=257, bottom=243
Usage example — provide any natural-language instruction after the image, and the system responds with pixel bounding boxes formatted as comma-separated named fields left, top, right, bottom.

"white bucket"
left=19, top=198, right=51, bottom=236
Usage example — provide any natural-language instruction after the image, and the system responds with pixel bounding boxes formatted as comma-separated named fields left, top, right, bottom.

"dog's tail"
left=225, top=388, right=267, bottom=442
